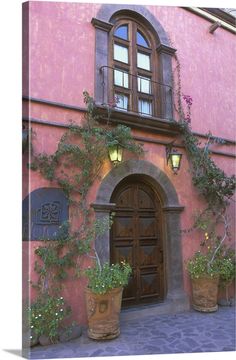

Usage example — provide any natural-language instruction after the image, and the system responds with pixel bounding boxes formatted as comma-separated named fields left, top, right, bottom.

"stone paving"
left=29, top=306, right=236, bottom=359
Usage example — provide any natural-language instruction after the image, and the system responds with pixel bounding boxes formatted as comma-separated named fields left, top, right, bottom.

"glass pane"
left=114, top=25, right=128, bottom=40
left=171, top=154, right=181, bottom=169
left=137, top=30, right=149, bottom=47
left=114, top=69, right=129, bottom=88
left=115, top=94, right=128, bottom=111
left=137, top=52, right=150, bottom=70
left=138, top=99, right=152, bottom=115
left=114, top=44, right=128, bottom=63
left=137, top=76, right=151, bottom=94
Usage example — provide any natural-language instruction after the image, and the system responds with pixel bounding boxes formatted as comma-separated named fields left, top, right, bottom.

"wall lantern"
left=108, top=144, right=123, bottom=165
left=166, top=144, right=182, bottom=175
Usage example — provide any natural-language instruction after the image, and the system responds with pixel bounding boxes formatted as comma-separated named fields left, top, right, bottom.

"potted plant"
left=186, top=210, right=234, bottom=312
left=187, top=250, right=220, bottom=312
left=217, top=247, right=235, bottom=306
left=84, top=261, right=132, bottom=340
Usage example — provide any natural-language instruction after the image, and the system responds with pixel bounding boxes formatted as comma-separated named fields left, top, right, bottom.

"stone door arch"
left=92, top=159, right=189, bottom=310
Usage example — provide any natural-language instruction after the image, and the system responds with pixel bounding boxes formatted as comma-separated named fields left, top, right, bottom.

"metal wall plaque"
left=22, top=188, right=69, bottom=241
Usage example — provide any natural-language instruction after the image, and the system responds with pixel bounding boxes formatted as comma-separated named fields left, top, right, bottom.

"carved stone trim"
left=91, top=18, right=113, bottom=32
left=96, top=105, right=180, bottom=135
left=156, top=43, right=177, bottom=56
left=91, top=202, right=116, bottom=212
left=95, top=4, right=170, bottom=45
left=95, top=159, right=181, bottom=207
left=162, top=206, right=185, bottom=212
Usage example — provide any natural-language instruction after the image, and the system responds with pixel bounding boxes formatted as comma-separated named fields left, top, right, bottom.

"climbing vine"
left=172, top=52, right=235, bottom=212
left=30, top=90, right=143, bottom=284
left=172, top=52, right=236, bottom=277
left=27, top=91, right=143, bottom=342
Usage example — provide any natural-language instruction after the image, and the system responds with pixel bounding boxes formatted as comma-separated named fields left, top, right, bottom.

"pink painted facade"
left=23, top=2, right=236, bottom=326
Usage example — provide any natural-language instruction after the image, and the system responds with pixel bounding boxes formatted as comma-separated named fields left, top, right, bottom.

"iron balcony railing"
left=99, top=65, right=173, bottom=120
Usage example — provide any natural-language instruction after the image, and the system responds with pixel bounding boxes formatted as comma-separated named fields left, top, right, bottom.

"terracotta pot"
left=191, top=275, right=219, bottom=312
left=85, top=287, right=123, bottom=340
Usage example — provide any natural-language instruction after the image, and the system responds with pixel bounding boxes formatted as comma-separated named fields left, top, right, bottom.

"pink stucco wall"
left=25, top=1, right=99, bottom=106
left=24, top=2, right=236, bottom=139
left=23, top=2, right=235, bottom=325
left=147, top=6, right=236, bottom=139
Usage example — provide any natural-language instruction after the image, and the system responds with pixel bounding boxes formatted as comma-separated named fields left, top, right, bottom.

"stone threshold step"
left=120, top=297, right=190, bottom=321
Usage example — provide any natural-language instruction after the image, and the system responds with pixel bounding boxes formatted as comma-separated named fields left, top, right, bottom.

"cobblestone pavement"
left=29, top=306, right=236, bottom=359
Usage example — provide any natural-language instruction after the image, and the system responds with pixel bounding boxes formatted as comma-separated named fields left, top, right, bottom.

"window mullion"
left=131, top=22, right=139, bottom=113
left=152, top=51, right=159, bottom=118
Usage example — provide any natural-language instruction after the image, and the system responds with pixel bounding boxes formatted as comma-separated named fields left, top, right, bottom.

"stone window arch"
left=92, top=4, right=176, bottom=121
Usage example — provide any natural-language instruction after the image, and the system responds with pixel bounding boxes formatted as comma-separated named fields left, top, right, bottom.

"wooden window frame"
left=109, top=16, right=160, bottom=117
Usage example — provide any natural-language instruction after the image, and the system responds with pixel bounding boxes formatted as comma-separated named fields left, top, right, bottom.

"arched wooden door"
left=111, top=177, right=164, bottom=307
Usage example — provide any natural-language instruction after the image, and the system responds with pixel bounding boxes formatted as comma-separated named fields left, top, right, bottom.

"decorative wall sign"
left=22, top=188, right=69, bottom=241
left=36, top=201, right=62, bottom=225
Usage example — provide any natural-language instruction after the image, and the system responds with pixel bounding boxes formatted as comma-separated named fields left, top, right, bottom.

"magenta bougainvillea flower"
left=183, top=94, right=193, bottom=106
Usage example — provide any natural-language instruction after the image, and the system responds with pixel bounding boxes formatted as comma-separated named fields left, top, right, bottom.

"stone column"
left=91, top=202, right=116, bottom=265
left=156, top=44, right=177, bottom=120
left=91, top=18, right=113, bottom=105
left=163, top=206, right=189, bottom=308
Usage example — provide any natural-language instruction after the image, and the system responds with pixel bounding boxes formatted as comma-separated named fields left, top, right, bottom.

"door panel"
left=139, top=245, right=157, bottom=266
left=113, top=216, right=134, bottom=238
left=137, top=188, right=155, bottom=209
left=140, top=272, right=159, bottom=297
left=113, top=245, right=134, bottom=267
left=115, top=186, right=135, bottom=209
left=139, top=216, right=156, bottom=237
left=111, top=178, right=164, bottom=307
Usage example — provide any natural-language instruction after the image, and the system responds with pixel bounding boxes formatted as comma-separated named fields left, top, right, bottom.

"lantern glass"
left=171, top=154, right=181, bottom=169
left=108, top=145, right=123, bottom=164
left=166, top=143, right=182, bottom=174
left=169, top=152, right=182, bottom=173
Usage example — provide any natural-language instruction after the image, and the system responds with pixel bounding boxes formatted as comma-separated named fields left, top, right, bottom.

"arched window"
left=109, top=17, right=160, bottom=117
left=92, top=4, right=177, bottom=126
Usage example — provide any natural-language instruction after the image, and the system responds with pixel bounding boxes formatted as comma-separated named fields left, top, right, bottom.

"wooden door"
left=111, top=178, right=164, bottom=307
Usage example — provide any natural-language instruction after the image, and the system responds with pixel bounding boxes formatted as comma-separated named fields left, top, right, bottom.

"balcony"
left=95, top=66, right=179, bottom=136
